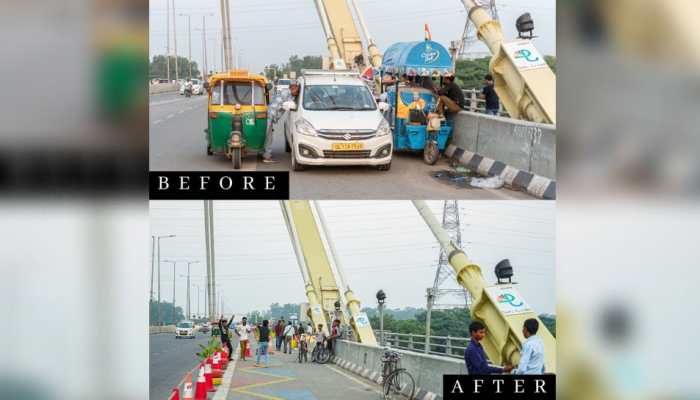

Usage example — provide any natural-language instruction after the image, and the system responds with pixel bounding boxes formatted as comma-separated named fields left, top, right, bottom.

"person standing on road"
left=437, top=73, right=465, bottom=123
left=464, top=321, right=514, bottom=374
left=327, top=319, right=340, bottom=356
left=262, top=81, right=300, bottom=163
left=513, top=319, right=546, bottom=374
left=255, top=320, right=271, bottom=368
left=479, top=74, right=500, bottom=116
left=218, top=314, right=235, bottom=361
left=283, top=321, right=295, bottom=354
left=274, top=318, right=285, bottom=351
left=235, top=316, right=252, bottom=361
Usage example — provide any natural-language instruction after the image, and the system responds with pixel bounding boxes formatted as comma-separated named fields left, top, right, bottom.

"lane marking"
left=325, top=364, right=382, bottom=395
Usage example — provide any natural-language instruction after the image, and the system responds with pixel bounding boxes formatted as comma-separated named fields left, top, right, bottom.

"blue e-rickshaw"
left=381, top=40, right=454, bottom=165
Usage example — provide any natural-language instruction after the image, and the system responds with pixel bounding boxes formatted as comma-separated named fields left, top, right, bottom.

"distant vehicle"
left=276, top=78, right=292, bottom=93
left=282, top=70, right=392, bottom=171
left=180, top=79, right=203, bottom=96
left=175, top=321, right=195, bottom=339
left=199, top=322, right=210, bottom=333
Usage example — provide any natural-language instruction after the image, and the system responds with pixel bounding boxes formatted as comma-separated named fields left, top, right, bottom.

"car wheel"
left=377, top=162, right=391, bottom=171
left=291, top=146, right=306, bottom=171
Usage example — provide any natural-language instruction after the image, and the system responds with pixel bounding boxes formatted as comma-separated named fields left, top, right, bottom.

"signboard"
left=503, top=41, right=548, bottom=71
left=354, top=312, right=370, bottom=328
left=485, top=285, right=532, bottom=316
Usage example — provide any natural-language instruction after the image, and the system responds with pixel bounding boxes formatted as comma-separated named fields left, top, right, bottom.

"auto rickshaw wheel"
left=423, top=141, right=440, bottom=165
left=232, top=148, right=242, bottom=169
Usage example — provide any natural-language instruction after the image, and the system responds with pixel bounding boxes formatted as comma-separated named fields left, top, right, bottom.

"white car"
left=282, top=71, right=392, bottom=171
left=180, top=79, right=203, bottom=95
left=275, top=78, right=292, bottom=93
left=175, top=321, right=195, bottom=339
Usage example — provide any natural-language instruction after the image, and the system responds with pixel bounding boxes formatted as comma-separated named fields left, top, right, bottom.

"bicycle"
left=381, top=350, right=415, bottom=400
left=311, top=340, right=331, bottom=364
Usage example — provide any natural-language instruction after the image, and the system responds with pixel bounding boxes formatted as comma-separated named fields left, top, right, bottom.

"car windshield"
left=303, top=84, right=376, bottom=111
left=211, top=81, right=265, bottom=106
left=192, top=79, right=200, bottom=85
left=177, top=322, right=193, bottom=328
left=277, top=79, right=291, bottom=86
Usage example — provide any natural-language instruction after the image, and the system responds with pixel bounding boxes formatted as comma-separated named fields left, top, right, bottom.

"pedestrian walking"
left=255, top=320, right=271, bottom=368
left=274, top=318, right=285, bottom=351
left=283, top=321, right=295, bottom=354
left=235, top=316, right=252, bottom=361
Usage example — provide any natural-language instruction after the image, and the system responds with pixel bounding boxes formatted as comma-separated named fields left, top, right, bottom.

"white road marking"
left=212, top=347, right=240, bottom=400
left=326, top=364, right=382, bottom=394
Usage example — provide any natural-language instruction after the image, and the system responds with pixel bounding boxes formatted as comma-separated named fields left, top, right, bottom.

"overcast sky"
left=149, top=0, right=556, bottom=74
left=149, top=201, right=555, bottom=317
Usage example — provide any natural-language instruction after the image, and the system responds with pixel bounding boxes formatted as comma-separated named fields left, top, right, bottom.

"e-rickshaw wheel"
left=207, top=145, right=213, bottom=156
left=423, top=141, right=440, bottom=165
left=232, top=148, right=242, bottom=169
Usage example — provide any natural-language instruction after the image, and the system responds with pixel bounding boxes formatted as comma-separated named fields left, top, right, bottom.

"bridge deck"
left=218, top=338, right=380, bottom=400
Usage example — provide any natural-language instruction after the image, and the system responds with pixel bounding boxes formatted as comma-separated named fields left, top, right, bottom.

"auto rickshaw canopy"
left=207, top=69, right=268, bottom=88
left=381, top=40, right=453, bottom=77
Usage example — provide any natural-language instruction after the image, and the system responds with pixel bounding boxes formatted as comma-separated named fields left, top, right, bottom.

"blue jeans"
left=485, top=109, right=499, bottom=116
left=256, top=341, right=269, bottom=366
left=275, top=335, right=283, bottom=351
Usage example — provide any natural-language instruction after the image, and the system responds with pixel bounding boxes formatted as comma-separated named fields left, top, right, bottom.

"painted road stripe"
left=326, top=364, right=381, bottom=395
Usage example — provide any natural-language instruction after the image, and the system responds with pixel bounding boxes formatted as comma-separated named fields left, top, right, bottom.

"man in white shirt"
left=283, top=321, right=295, bottom=354
left=235, top=317, right=252, bottom=361
left=514, top=318, right=546, bottom=374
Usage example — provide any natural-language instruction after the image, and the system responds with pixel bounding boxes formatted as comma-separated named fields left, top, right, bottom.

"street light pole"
left=156, top=234, right=176, bottom=326
left=166, top=0, right=170, bottom=82
left=150, top=236, right=156, bottom=303
left=186, top=261, right=199, bottom=320
left=172, top=0, right=179, bottom=82
left=376, top=290, right=386, bottom=347
left=162, top=260, right=178, bottom=324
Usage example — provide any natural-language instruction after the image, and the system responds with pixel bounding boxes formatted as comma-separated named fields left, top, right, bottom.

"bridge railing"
left=462, top=88, right=509, bottom=117
left=374, top=330, right=470, bottom=359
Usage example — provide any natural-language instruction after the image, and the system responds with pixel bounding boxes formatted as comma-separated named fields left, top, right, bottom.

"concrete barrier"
left=150, top=83, right=180, bottom=95
left=334, top=340, right=467, bottom=399
left=447, top=111, right=556, bottom=199
left=150, top=325, right=176, bottom=334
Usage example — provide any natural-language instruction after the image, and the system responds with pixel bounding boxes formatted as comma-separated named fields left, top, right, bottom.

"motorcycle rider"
left=184, top=78, right=193, bottom=97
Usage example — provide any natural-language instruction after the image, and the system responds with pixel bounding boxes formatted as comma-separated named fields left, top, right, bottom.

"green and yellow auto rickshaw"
left=204, top=70, right=272, bottom=169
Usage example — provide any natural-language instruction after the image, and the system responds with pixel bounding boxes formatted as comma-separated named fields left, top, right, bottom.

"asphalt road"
left=149, top=331, right=216, bottom=400
left=149, top=92, right=532, bottom=199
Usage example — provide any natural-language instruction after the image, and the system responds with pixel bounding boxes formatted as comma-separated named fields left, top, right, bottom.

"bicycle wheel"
left=316, top=346, right=331, bottom=364
left=383, top=369, right=415, bottom=400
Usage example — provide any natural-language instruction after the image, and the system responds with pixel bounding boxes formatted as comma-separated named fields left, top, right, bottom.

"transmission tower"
left=457, top=0, right=500, bottom=60
left=424, top=201, right=471, bottom=353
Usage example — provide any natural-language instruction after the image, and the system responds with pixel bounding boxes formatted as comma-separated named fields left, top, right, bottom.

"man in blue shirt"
left=464, top=321, right=513, bottom=374
left=514, top=318, right=546, bottom=374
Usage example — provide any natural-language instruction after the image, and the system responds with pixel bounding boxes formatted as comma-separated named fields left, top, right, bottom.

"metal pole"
left=157, top=237, right=161, bottom=325
left=186, top=263, right=191, bottom=319
left=187, top=15, right=192, bottom=80
left=166, top=0, right=170, bottom=82
left=202, top=16, right=208, bottom=79
left=172, top=261, right=176, bottom=324
left=219, top=0, right=229, bottom=71
left=224, top=0, right=233, bottom=70
left=150, top=236, right=155, bottom=303
left=379, top=303, right=385, bottom=346
left=425, top=288, right=433, bottom=354
left=172, top=0, right=179, bottom=82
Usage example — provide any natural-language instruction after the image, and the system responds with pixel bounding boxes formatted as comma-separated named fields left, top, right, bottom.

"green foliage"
left=539, top=314, right=556, bottom=337
left=264, top=55, right=323, bottom=81
left=454, top=55, right=557, bottom=90
left=196, top=338, right=220, bottom=361
left=149, top=54, right=201, bottom=80
left=544, top=56, right=556, bottom=73
left=149, top=301, right=185, bottom=326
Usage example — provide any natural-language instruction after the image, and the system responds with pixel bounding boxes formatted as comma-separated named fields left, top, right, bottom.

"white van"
left=282, top=71, right=392, bottom=171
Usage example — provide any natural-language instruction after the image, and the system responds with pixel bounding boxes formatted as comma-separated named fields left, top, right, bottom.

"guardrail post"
left=470, top=91, right=477, bottom=112
left=408, top=334, right=414, bottom=350
left=446, top=335, right=452, bottom=356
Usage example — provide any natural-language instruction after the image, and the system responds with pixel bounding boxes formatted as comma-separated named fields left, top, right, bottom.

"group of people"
left=465, top=318, right=546, bottom=375
left=216, top=314, right=342, bottom=368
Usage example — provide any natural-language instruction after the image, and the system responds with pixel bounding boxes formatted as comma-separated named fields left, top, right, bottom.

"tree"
left=264, top=55, right=322, bottom=81
left=150, top=301, right=185, bottom=325
left=149, top=54, right=201, bottom=81
left=454, top=54, right=557, bottom=90
left=544, top=55, right=557, bottom=73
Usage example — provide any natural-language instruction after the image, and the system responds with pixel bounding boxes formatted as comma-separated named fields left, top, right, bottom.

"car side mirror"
left=282, top=101, right=297, bottom=111
left=377, top=102, right=390, bottom=112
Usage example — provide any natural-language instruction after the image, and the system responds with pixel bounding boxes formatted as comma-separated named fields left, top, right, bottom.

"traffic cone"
left=182, top=373, right=194, bottom=400
left=205, top=357, right=215, bottom=392
left=169, top=387, right=180, bottom=400
left=194, top=364, right=207, bottom=400
left=212, top=353, right=223, bottom=379
left=221, top=349, right=229, bottom=368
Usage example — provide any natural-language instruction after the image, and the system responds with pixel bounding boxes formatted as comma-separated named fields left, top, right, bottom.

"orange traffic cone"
left=169, top=388, right=180, bottom=400
left=205, top=357, right=215, bottom=392
left=194, top=364, right=207, bottom=400
left=182, top=373, right=194, bottom=400
left=212, top=353, right=223, bottom=379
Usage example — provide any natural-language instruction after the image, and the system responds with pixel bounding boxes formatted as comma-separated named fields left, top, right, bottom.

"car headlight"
left=376, top=119, right=392, bottom=137
left=295, top=118, right=317, bottom=136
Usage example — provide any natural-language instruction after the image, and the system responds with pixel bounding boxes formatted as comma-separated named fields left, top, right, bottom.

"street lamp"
left=185, top=261, right=199, bottom=321
left=162, top=259, right=178, bottom=325
left=376, top=290, right=386, bottom=346
left=155, top=234, right=176, bottom=326
left=494, top=259, right=514, bottom=284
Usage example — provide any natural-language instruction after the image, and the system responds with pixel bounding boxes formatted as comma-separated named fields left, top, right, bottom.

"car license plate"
left=331, top=142, right=364, bottom=151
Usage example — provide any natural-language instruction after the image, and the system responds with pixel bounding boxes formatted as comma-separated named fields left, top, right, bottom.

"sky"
left=149, top=201, right=555, bottom=317
left=148, top=0, right=556, bottom=74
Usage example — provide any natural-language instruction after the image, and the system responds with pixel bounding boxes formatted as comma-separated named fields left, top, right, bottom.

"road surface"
left=149, top=92, right=532, bottom=200
left=149, top=332, right=213, bottom=399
